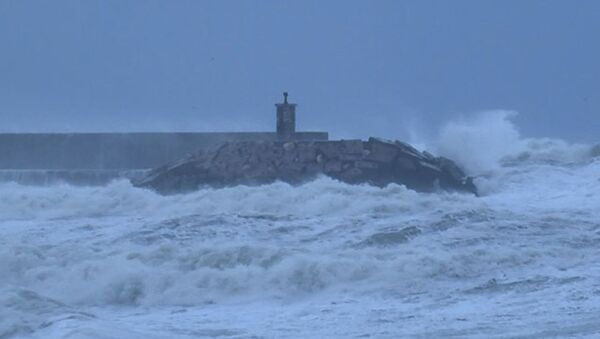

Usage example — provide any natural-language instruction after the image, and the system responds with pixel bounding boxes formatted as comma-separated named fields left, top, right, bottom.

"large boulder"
left=132, top=138, right=478, bottom=195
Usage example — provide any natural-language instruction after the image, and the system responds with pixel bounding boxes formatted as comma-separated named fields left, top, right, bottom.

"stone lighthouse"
left=276, top=92, right=296, bottom=140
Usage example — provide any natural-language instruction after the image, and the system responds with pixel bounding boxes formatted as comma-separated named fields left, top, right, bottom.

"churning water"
left=2, top=113, right=600, bottom=338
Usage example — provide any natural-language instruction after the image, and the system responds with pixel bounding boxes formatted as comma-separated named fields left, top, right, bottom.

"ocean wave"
left=0, top=177, right=481, bottom=221
left=430, top=110, right=596, bottom=174
left=1, top=113, right=599, bottom=338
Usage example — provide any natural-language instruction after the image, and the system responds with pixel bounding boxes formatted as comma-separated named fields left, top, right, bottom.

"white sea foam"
left=433, top=110, right=525, bottom=174
left=430, top=110, right=595, bottom=172
left=1, top=113, right=600, bottom=338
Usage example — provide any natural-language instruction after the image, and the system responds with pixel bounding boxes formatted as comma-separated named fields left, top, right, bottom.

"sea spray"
left=433, top=110, right=524, bottom=174
left=2, top=125, right=600, bottom=338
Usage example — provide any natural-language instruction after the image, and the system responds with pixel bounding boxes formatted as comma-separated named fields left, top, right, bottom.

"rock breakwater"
left=133, top=138, right=477, bottom=195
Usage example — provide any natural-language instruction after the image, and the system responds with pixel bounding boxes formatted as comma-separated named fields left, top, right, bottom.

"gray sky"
left=0, top=0, right=598, bottom=142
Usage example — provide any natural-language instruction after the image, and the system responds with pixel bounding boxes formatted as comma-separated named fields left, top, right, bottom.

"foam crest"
left=0, top=237, right=546, bottom=308
left=433, top=110, right=525, bottom=174
left=503, top=137, right=594, bottom=166
left=416, top=110, right=598, bottom=197
left=2, top=152, right=600, bottom=337
left=0, top=178, right=477, bottom=221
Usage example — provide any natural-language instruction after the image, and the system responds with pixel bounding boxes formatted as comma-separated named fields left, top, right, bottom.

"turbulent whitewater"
left=2, top=114, right=600, bottom=338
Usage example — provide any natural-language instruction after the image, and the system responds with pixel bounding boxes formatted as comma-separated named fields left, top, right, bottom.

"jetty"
left=133, top=94, right=477, bottom=194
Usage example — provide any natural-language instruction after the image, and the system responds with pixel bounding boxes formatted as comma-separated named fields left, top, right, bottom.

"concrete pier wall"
left=0, top=132, right=328, bottom=170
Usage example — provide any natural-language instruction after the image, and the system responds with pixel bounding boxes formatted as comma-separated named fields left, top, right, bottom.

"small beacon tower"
left=276, top=92, right=296, bottom=140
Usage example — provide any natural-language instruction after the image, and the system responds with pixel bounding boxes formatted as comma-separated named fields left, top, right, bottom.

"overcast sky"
left=0, top=0, right=598, bottom=142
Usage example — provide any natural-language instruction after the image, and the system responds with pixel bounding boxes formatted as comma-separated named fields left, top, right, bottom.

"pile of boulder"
left=133, top=137, right=477, bottom=195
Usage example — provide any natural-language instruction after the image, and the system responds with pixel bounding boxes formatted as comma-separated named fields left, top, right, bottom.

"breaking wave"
left=1, top=111, right=599, bottom=338
left=431, top=110, right=596, bottom=174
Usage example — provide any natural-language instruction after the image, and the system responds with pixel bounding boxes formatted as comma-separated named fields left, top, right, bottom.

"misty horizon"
left=1, top=0, right=598, bottom=143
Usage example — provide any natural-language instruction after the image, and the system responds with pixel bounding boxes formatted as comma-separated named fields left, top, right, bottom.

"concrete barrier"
left=0, top=132, right=328, bottom=170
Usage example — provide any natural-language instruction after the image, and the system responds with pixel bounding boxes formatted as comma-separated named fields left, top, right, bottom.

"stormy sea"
left=2, top=114, right=600, bottom=339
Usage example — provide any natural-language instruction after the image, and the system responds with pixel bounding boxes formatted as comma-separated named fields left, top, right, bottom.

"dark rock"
left=324, top=159, right=343, bottom=173
left=340, top=140, right=364, bottom=154
left=396, top=158, right=417, bottom=171
left=355, top=160, right=379, bottom=170
left=132, top=138, right=478, bottom=195
left=422, top=151, right=436, bottom=161
left=394, top=140, right=424, bottom=160
left=337, top=167, right=364, bottom=183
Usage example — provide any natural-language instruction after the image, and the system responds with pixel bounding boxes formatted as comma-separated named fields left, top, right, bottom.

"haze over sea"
left=1, top=113, right=599, bottom=338
left=2, top=1, right=599, bottom=337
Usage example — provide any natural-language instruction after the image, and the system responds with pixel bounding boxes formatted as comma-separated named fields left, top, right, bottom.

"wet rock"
left=366, top=138, right=398, bottom=162
left=355, top=160, right=379, bottom=170
left=337, top=168, right=364, bottom=183
left=133, top=138, right=478, bottom=195
left=340, top=140, right=364, bottom=154
left=283, top=142, right=295, bottom=151
left=324, top=160, right=343, bottom=173
left=396, top=158, right=417, bottom=171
